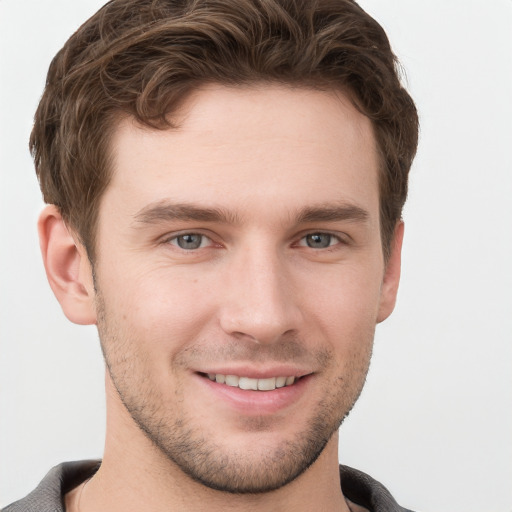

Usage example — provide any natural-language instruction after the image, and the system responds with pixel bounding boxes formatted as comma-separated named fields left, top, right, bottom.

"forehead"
left=104, top=84, right=379, bottom=223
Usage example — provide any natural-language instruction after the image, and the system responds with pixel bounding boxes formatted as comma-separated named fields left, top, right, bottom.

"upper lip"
left=195, top=365, right=313, bottom=379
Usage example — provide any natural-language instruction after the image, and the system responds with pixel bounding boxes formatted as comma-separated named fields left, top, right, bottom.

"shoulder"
left=2, top=460, right=100, bottom=512
left=340, top=465, right=416, bottom=512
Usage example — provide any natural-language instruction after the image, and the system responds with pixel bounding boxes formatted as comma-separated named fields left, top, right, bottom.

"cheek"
left=302, top=264, right=382, bottom=354
left=100, top=263, right=218, bottom=356
left=306, top=261, right=383, bottom=319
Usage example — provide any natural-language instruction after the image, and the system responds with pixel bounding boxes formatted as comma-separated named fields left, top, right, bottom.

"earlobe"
left=38, top=205, right=97, bottom=325
left=377, top=221, right=404, bottom=323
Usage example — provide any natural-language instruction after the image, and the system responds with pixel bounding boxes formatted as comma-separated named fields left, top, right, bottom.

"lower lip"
left=195, top=373, right=312, bottom=415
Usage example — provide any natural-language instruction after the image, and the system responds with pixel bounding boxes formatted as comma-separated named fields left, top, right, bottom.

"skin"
left=40, top=84, right=403, bottom=512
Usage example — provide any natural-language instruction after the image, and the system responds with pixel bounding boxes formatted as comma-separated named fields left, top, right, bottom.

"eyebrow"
left=132, top=200, right=369, bottom=226
left=296, top=203, right=369, bottom=224
left=133, top=201, right=241, bottom=225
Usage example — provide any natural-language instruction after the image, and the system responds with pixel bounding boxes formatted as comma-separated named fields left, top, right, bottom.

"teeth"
left=275, top=376, right=287, bottom=388
left=207, top=373, right=296, bottom=391
left=225, top=375, right=239, bottom=387
left=239, top=377, right=258, bottom=390
left=258, top=377, right=276, bottom=391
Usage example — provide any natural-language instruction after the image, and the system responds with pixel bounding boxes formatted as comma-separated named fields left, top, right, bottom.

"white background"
left=1, top=1, right=511, bottom=511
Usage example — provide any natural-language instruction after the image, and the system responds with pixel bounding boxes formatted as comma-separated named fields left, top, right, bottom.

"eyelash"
left=164, top=231, right=347, bottom=252
left=166, top=232, right=215, bottom=250
left=295, top=232, right=345, bottom=249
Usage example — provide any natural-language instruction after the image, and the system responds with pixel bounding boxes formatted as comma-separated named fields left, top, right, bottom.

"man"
left=3, top=0, right=418, bottom=510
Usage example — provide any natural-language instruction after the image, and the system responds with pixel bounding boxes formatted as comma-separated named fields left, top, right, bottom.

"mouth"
left=195, top=370, right=313, bottom=415
left=202, top=373, right=298, bottom=391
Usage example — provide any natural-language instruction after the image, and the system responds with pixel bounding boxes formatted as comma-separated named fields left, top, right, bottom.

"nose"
left=218, top=244, right=303, bottom=345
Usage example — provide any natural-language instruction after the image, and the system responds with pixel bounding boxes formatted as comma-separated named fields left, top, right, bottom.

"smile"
left=206, top=373, right=296, bottom=391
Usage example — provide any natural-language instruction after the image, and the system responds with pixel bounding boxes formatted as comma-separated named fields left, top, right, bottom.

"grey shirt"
left=2, top=461, right=415, bottom=512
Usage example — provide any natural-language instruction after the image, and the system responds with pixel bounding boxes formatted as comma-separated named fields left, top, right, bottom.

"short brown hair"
left=31, top=0, right=418, bottom=262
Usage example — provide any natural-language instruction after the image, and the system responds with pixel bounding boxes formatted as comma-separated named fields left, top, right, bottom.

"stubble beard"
left=95, top=291, right=374, bottom=494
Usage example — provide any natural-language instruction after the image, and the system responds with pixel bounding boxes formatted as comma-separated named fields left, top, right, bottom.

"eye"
left=168, top=233, right=211, bottom=250
left=299, top=233, right=340, bottom=249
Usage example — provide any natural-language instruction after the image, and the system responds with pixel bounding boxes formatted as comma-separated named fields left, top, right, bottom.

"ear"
left=377, top=221, right=404, bottom=323
left=38, top=205, right=97, bottom=325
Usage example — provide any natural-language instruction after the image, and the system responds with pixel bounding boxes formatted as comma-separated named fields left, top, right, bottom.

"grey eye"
left=175, top=234, right=204, bottom=250
left=305, top=233, right=334, bottom=249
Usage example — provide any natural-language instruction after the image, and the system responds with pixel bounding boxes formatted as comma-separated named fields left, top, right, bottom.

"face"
left=92, top=85, right=398, bottom=493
